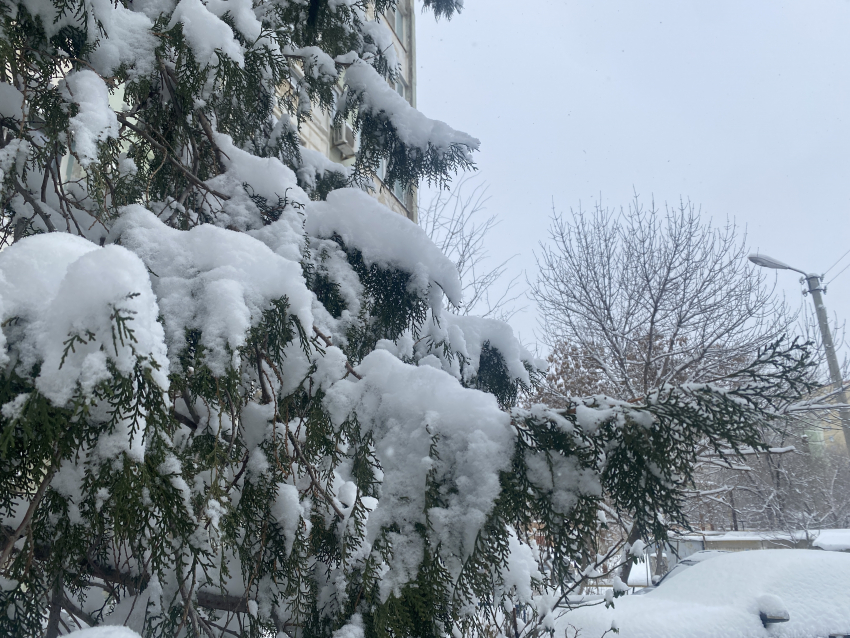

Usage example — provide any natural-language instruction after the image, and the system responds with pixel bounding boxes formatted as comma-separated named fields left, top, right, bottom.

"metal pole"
left=804, top=274, right=850, bottom=455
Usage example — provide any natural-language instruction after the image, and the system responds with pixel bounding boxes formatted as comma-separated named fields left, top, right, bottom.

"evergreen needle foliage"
left=0, top=1, right=815, bottom=637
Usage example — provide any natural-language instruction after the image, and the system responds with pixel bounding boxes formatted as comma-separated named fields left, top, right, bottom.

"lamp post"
left=749, top=253, right=850, bottom=455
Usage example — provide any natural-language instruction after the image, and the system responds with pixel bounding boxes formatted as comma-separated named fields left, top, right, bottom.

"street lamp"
left=749, top=253, right=850, bottom=455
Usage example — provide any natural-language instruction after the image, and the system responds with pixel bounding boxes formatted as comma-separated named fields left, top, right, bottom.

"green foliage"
left=471, top=341, right=526, bottom=409
left=0, top=0, right=818, bottom=636
left=339, top=104, right=476, bottom=191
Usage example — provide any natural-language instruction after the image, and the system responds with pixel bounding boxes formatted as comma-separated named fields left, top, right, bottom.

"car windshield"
left=652, top=551, right=729, bottom=589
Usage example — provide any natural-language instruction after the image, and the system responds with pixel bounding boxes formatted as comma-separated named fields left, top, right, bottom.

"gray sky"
left=414, top=0, right=850, bottom=359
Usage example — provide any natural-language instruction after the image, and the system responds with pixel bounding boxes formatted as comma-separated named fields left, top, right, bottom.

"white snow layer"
left=62, top=70, right=120, bottom=167
left=441, top=314, right=536, bottom=384
left=0, top=82, right=24, bottom=121
left=333, top=614, right=365, bottom=638
left=557, top=549, right=850, bottom=638
left=372, top=313, right=542, bottom=389
left=500, top=531, right=543, bottom=604
left=344, top=60, right=479, bottom=154
left=66, top=628, right=142, bottom=638
left=297, top=146, right=351, bottom=191
left=324, top=349, right=514, bottom=599
left=306, top=188, right=463, bottom=306
left=811, top=528, right=850, bottom=551
left=87, top=0, right=159, bottom=77
left=168, top=0, right=245, bottom=67
left=359, top=19, right=399, bottom=71
left=207, top=0, right=263, bottom=42
left=0, top=233, right=168, bottom=405
left=212, top=131, right=309, bottom=208
left=111, top=206, right=313, bottom=375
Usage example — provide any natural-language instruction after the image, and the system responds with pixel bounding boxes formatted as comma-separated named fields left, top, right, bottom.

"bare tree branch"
left=421, top=174, right=523, bottom=320
left=531, top=194, right=795, bottom=400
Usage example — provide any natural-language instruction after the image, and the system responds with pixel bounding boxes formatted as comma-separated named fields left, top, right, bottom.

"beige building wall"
left=286, top=1, right=418, bottom=222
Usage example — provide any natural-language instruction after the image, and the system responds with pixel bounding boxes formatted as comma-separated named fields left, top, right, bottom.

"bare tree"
left=530, top=194, right=813, bottom=581
left=531, top=194, right=795, bottom=401
left=683, top=416, right=850, bottom=535
left=421, top=174, right=522, bottom=319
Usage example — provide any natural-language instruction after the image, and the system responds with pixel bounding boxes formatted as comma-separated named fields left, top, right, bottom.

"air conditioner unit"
left=332, top=122, right=356, bottom=158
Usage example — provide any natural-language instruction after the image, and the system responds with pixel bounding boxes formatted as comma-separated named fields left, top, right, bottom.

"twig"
left=13, top=177, right=57, bottom=232
left=116, top=114, right=231, bottom=201
left=62, top=593, right=97, bottom=627
left=312, top=326, right=362, bottom=380
left=256, top=345, right=273, bottom=404
left=286, top=430, right=345, bottom=518
left=0, top=464, right=56, bottom=568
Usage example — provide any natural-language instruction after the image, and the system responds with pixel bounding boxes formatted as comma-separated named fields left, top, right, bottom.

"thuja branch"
left=0, top=463, right=56, bottom=569
left=313, top=326, right=362, bottom=380
left=116, top=113, right=231, bottom=202
left=12, top=177, right=57, bottom=233
left=286, top=429, right=345, bottom=518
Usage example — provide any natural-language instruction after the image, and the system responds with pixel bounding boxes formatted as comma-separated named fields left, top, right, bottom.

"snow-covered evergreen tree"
left=0, top=1, right=815, bottom=637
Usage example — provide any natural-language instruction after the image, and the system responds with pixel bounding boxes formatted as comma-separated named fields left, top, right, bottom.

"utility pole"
left=749, top=254, right=850, bottom=456
left=801, top=272, right=850, bottom=453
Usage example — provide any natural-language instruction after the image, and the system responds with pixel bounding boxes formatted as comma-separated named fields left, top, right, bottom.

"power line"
left=827, top=259, right=850, bottom=286
left=824, top=246, right=850, bottom=276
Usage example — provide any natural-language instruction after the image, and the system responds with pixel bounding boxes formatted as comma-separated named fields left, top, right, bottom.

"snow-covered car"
left=556, top=549, right=850, bottom=638
left=632, top=550, right=729, bottom=594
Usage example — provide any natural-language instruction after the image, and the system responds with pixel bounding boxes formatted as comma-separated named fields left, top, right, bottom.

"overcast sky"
left=414, top=0, right=850, bottom=360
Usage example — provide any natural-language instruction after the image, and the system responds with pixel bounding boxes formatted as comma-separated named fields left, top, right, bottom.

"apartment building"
left=289, top=1, right=419, bottom=221
left=61, top=4, right=419, bottom=220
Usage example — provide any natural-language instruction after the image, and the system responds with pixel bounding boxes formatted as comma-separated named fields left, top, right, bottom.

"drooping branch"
left=116, top=114, right=231, bottom=202
left=12, top=177, right=57, bottom=233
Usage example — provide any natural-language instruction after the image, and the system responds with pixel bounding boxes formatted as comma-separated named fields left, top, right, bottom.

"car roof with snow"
left=556, top=549, right=850, bottom=638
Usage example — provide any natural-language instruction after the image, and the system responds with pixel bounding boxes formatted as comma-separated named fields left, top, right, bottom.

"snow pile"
left=625, top=555, right=653, bottom=587
left=0, top=233, right=168, bottom=405
left=344, top=60, right=479, bottom=154
left=756, top=593, right=788, bottom=619
left=811, top=528, right=850, bottom=552
left=304, top=235, right=365, bottom=341
left=272, top=483, right=308, bottom=556
left=207, top=0, right=263, bottom=42
left=286, top=46, right=339, bottom=81
left=0, top=82, right=24, bottom=121
left=62, top=70, right=120, bottom=167
left=7, top=0, right=157, bottom=78
left=524, top=448, right=603, bottom=515
left=168, top=0, right=245, bottom=68
left=375, top=313, right=542, bottom=389
left=360, top=20, right=399, bottom=71
left=333, top=614, right=365, bottom=638
left=110, top=206, right=312, bottom=375
left=88, top=0, right=158, bottom=77
left=297, top=146, right=352, bottom=191
left=67, top=627, right=142, bottom=638
left=204, top=132, right=309, bottom=231
left=9, top=0, right=83, bottom=38
left=324, top=349, right=514, bottom=599
left=500, top=531, right=544, bottom=604
left=439, top=314, right=537, bottom=384
left=557, top=550, right=850, bottom=638
left=306, top=188, right=462, bottom=306
left=212, top=132, right=307, bottom=206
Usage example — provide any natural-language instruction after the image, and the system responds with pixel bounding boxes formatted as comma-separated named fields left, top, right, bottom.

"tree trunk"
left=619, top=525, right=642, bottom=585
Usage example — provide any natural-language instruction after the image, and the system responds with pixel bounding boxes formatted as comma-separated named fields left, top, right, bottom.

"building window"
left=386, top=6, right=407, bottom=46
left=395, top=78, right=407, bottom=100
left=393, top=179, right=405, bottom=204
left=395, top=9, right=405, bottom=42
left=377, top=157, right=409, bottom=209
